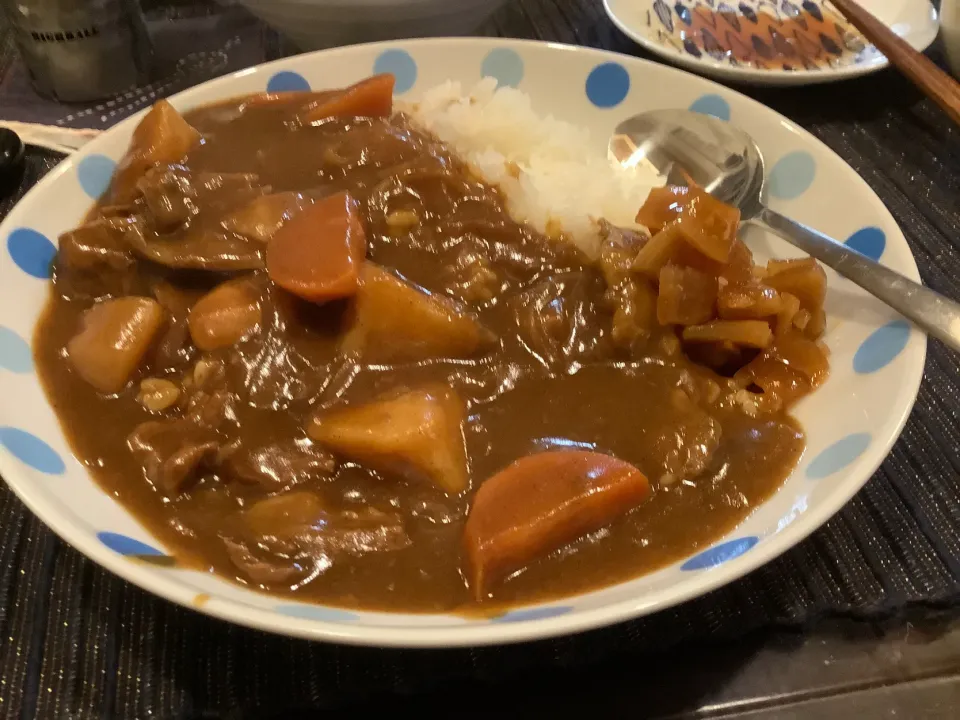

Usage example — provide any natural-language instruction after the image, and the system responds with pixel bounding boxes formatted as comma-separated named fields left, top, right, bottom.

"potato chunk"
left=308, top=385, right=468, bottom=494
left=188, top=279, right=261, bottom=351
left=464, top=451, right=651, bottom=598
left=109, top=100, right=202, bottom=204
left=341, top=264, right=494, bottom=363
left=67, top=297, right=166, bottom=393
left=243, top=491, right=328, bottom=541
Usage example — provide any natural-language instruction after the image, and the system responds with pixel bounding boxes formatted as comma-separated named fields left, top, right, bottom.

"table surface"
left=1, top=1, right=960, bottom=718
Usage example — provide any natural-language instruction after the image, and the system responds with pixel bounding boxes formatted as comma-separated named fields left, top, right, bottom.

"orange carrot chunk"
left=266, top=191, right=366, bottom=303
left=464, top=450, right=651, bottom=599
left=302, top=74, right=395, bottom=122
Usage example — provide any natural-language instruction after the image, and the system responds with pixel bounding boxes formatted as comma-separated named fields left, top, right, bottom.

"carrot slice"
left=464, top=450, right=651, bottom=599
left=266, top=191, right=367, bottom=303
left=241, top=91, right=334, bottom=109
left=302, top=74, right=395, bottom=122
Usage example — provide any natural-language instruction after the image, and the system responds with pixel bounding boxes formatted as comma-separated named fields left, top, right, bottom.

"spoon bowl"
left=609, top=109, right=960, bottom=354
left=610, top=109, right=765, bottom=218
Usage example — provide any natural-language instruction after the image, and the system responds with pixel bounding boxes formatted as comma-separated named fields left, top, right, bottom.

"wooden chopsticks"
left=829, top=0, right=960, bottom=126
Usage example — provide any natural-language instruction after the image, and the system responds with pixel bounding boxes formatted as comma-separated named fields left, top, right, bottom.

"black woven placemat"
left=2, top=1, right=960, bottom=717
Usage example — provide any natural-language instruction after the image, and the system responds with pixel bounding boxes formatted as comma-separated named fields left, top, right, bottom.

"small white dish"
left=604, top=0, right=940, bottom=86
left=228, top=0, right=507, bottom=50
left=0, top=38, right=925, bottom=646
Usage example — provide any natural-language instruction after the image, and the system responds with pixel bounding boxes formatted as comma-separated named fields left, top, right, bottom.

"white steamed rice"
left=401, top=78, right=664, bottom=259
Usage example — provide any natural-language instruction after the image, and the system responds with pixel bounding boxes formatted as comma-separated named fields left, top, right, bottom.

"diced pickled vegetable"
left=775, top=292, right=801, bottom=337
left=674, top=187, right=740, bottom=263
left=67, top=297, right=166, bottom=393
left=302, top=75, right=394, bottom=122
left=684, top=340, right=746, bottom=374
left=109, top=100, right=202, bottom=204
left=221, top=192, right=305, bottom=243
left=735, top=332, right=829, bottom=408
left=804, top=308, right=827, bottom=339
left=464, top=450, right=651, bottom=598
left=764, top=258, right=826, bottom=314
left=682, top=319, right=773, bottom=349
left=632, top=224, right=684, bottom=279
left=266, top=191, right=367, bottom=303
left=669, top=232, right=750, bottom=276
left=635, top=185, right=690, bottom=231
left=187, top=279, right=262, bottom=351
left=341, top=264, right=495, bottom=362
left=717, top=281, right=782, bottom=320
left=308, top=385, right=468, bottom=494
left=657, top=265, right=718, bottom=326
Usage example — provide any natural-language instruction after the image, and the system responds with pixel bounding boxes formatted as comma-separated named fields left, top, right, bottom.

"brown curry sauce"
left=34, top=94, right=808, bottom=613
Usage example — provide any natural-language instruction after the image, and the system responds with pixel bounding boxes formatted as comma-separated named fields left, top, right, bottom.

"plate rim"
left=602, top=0, right=940, bottom=86
left=0, top=36, right=927, bottom=647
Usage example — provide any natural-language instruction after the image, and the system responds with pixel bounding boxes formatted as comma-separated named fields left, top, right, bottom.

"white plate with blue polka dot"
left=0, top=38, right=925, bottom=647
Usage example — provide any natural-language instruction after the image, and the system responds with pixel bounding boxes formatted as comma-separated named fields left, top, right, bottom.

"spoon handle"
left=754, top=207, right=960, bottom=353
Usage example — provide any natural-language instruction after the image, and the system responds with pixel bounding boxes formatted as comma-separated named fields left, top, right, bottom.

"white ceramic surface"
left=942, top=0, right=960, bottom=76
left=604, top=0, right=940, bottom=85
left=0, top=38, right=925, bottom=647
left=230, top=0, right=507, bottom=50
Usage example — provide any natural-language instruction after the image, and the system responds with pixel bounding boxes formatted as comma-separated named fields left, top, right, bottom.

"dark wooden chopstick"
left=829, top=0, right=960, bottom=126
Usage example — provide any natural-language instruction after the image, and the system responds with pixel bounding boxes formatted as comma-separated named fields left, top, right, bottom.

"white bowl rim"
left=0, top=36, right=926, bottom=647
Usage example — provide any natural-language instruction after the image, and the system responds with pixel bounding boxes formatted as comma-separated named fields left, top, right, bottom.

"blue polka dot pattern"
left=767, top=151, right=816, bottom=200
left=481, top=47, right=525, bottom=88
left=0, top=427, right=65, bottom=475
left=97, top=531, right=165, bottom=556
left=807, top=433, right=871, bottom=479
left=77, top=154, right=116, bottom=200
left=689, top=94, right=731, bottom=121
left=854, top=320, right=910, bottom=374
left=0, top=327, right=32, bottom=373
left=374, top=49, right=417, bottom=94
left=493, top=605, right=573, bottom=623
left=7, top=228, right=56, bottom=279
left=845, top=226, right=886, bottom=261
left=681, top=536, right=758, bottom=571
left=275, top=603, right=360, bottom=623
left=267, top=71, right=311, bottom=93
left=585, top=62, right=630, bottom=108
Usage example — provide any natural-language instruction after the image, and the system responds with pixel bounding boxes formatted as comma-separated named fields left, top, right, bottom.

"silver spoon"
left=609, top=109, right=960, bottom=354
